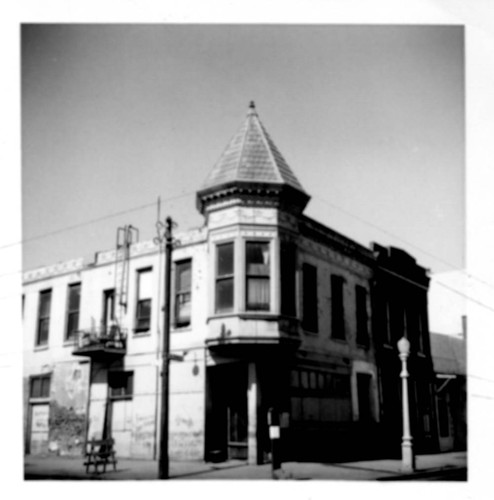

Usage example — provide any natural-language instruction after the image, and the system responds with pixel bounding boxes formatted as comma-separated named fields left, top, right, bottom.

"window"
left=331, top=275, right=345, bottom=340
left=36, top=289, right=52, bottom=346
left=175, top=260, right=192, bottom=327
left=437, top=392, right=450, bottom=437
left=102, top=289, right=115, bottom=333
left=30, top=374, right=51, bottom=399
left=302, top=263, right=318, bottom=332
left=280, top=241, right=296, bottom=316
left=246, top=241, right=270, bottom=311
left=65, top=283, right=81, bottom=341
left=108, top=371, right=133, bottom=399
left=356, top=285, right=369, bottom=347
left=135, top=268, right=152, bottom=333
left=357, top=373, right=373, bottom=422
left=216, top=242, right=234, bottom=313
left=417, top=309, right=425, bottom=353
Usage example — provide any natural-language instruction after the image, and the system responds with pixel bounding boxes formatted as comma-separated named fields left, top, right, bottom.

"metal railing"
left=76, top=324, right=127, bottom=350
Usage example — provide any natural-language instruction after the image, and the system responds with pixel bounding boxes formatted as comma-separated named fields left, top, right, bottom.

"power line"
left=312, top=194, right=494, bottom=292
left=0, top=191, right=195, bottom=252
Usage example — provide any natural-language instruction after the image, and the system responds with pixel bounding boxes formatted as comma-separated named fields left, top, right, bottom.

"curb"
left=377, top=466, right=467, bottom=481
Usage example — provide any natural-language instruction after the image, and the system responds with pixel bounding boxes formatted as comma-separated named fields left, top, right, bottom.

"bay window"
left=246, top=241, right=270, bottom=311
left=216, top=243, right=234, bottom=313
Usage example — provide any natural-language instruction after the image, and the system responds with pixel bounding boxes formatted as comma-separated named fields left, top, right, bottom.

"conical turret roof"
left=200, top=102, right=307, bottom=194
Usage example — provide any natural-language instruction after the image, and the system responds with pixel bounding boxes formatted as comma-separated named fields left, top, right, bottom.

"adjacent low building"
left=23, top=103, right=440, bottom=464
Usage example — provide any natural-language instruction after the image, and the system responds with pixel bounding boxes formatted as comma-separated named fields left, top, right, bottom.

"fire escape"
left=73, top=225, right=139, bottom=361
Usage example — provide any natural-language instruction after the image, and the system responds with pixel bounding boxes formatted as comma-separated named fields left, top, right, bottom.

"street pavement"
left=24, top=450, right=467, bottom=481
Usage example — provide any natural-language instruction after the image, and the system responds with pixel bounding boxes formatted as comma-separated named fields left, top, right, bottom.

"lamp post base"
left=401, top=440, right=415, bottom=472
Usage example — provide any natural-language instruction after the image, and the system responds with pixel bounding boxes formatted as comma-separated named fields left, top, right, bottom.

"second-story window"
left=331, top=275, right=345, bottom=340
left=246, top=241, right=270, bottom=311
left=102, top=288, right=115, bottom=333
left=36, top=289, right=52, bottom=347
left=65, top=283, right=81, bottom=342
left=135, top=268, right=152, bottom=333
left=280, top=241, right=297, bottom=317
left=356, top=285, right=369, bottom=347
left=302, top=263, right=318, bottom=332
left=175, top=259, right=192, bottom=327
left=216, top=242, right=234, bottom=313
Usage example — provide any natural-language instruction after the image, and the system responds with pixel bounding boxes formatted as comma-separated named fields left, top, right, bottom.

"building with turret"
left=23, top=103, right=438, bottom=464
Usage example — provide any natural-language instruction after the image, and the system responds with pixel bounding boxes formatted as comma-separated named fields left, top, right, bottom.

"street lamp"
left=397, top=336, right=415, bottom=472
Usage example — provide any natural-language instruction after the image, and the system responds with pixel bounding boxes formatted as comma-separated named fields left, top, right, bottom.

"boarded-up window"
left=331, top=275, right=345, bottom=340
left=280, top=241, right=296, bottom=316
left=302, top=263, right=318, bottom=332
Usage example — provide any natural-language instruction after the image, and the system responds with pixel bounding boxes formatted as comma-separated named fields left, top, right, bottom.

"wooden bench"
left=84, top=438, right=117, bottom=474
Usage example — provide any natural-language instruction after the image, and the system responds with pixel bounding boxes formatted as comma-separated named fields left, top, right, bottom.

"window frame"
left=215, top=242, right=235, bottom=314
left=29, top=373, right=51, bottom=400
left=302, top=263, right=318, bottom=333
left=135, top=267, right=153, bottom=334
left=280, top=241, right=297, bottom=317
left=245, top=240, right=271, bottom=312
left=65, top=282, right=81, bottom=342
left=102, top=288, right=116, bottom=333
left=331, top=275, right=345, bottom=341
left=108, top=371, right=134, bottom=400
left=356, top=285, right=369, bottom=348
left=174, top=259, right=192, bottom=328
left=36, top=289, right=52, bottom=347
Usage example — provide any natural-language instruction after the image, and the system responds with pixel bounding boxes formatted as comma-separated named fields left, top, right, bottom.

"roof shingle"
left=201, top=102, right=306, bottom=193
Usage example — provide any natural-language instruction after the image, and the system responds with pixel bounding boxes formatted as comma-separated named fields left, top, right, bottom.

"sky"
left=21, top=24, right=465, bottom=275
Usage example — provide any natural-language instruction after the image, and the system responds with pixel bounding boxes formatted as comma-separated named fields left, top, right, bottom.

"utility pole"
left=157, top=216, right=174, bottom=479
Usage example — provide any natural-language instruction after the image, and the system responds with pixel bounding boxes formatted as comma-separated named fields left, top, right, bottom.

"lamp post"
left=397, top=336, right=415, bottom=472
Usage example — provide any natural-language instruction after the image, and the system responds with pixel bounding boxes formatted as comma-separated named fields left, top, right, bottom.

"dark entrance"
left=206, top=363, right=248, bottom=461
left=357, top=373, right=373, bottom=422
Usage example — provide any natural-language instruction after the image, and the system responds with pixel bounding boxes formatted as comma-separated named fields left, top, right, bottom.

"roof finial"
left=248, top=100, right=256, bottom=116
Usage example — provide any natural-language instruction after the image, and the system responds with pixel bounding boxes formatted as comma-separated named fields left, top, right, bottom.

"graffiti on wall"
left=169, top=430, right=204, bottom=460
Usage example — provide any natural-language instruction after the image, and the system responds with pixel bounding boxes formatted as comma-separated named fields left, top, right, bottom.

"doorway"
left=357, top=373, right=373, bottom=422
left=206, top=363, right=248, bottom=461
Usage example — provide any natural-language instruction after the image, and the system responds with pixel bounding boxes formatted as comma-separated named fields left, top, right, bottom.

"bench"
left=84, top=438, right=117, bottom=474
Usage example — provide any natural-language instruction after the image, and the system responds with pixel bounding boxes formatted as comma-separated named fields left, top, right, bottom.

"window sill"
left=28, top=397, right=50, bottom=404
left=331, top=337, right=347, bottom=344
left=109, top=395, right=132, bottom=401
left=63, top=340, right=77, bottom=347
left=303, top=329, right=319, bottom=336
left=33, top=345, right=49, bottom=352
left=172, top=325, right=192, bottom=333
left=133, top=330, right=151, bottom=337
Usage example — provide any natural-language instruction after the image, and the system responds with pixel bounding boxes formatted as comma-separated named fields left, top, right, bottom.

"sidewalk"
left=24, top=451, right=466, bottom=481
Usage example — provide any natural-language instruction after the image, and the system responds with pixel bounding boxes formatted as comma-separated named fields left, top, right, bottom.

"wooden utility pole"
left=158, top=216, right=174, bottom=479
